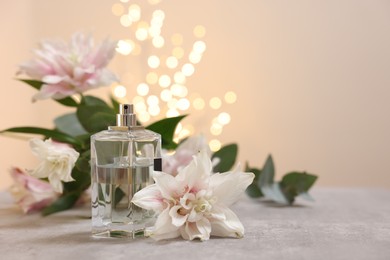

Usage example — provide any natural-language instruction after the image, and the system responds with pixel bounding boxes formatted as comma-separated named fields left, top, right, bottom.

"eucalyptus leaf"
left=262, top=183, right=289, bottom=204
left=280, top=172, right=318, bottom=204
left=245, top=163, right=263, bottom=198
left=42, top=192, right=80, bottom=216
left=54, top=113, right=88, bottom=137
left=146, top=115, right=187, bottom=149
left=212, top=143, right=238, bottom=172
left=258, top=155, right=275, bottom=187
left=0, top=126, right=82, bottom=148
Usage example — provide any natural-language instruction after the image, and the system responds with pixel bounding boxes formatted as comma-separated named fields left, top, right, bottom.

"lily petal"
left=180, top=218, right=211, bottom=241
left=169, top=205, right=188, bottom=227
left=210, top=205, right=245, bottom=238
left=153, top=172, right=181, bottom=200
left=150, top=207, right=180, bottom=241
left=210, top=166, right=254, bottom=206
left=132, top=184, right=164, bottom=212
left=176, top=149, right=211, bottom=192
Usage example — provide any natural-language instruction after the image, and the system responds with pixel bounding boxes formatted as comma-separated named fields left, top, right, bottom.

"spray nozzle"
left=116, top=104, right=137, bottom=127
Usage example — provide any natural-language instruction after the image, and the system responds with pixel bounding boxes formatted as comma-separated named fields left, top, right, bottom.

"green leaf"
left=244, top=162, right=263, bottom=198
left=0, top=127, right=82, bottom=147
left=212, top=143, right=238, bottom=172
left=146, top=115, right=187, bottom=150
left=261, top=183, right=289, bottom=204
left=114, top=188, right=126, bottom=206
left=258, top=155, right=275, bottom=187
left=258, top=155, right=290, bottom=204
left=56, top=97, right=79, bottom=107
left=18, top=79, right=78, bottom=107
left=54, top=113, right=88, bottom=137
left=76, top=105, right=116, bottom=133
left=63, top=168, right=91, bottom=193
left=42, top=192, right=80, bottom=216
left=81, top=95, right=109, bottom=107
left=19, top=79, right=43, bottom=90
left=280, top=172, right=318, bottom=204
left=75, top=150, right=91, bottom=173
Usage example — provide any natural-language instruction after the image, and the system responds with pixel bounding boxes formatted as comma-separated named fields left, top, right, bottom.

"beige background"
left=1, top=0, right=389, bottom=190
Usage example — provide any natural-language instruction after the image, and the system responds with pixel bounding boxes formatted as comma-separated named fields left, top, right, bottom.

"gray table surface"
left=1, top=188, right=389, bottom=260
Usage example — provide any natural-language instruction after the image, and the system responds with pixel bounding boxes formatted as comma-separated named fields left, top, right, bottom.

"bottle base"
left=92, top=229, right=145, bottom=239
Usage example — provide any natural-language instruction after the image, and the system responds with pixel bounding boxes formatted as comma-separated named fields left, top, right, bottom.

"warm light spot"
left=148, top=55, right=160, bottom=69
left=113, top=85, right=127, bottom=98
left=210, top=123, right=223, bottom=136
left=128, top=4, right=141, bottom=22
left=112, top=3, right=124, bottom=16
left=166, top=56, right=178, bottom=69
left=193, top=98, right=205, bottom=110
left=175, top=123, right=183, bottom=134
left=116, top=40, right=134, bottom=55
left=166, top=109, right=180, bottom=118
left=193, top=41, right=206, bottom=53
left=174, top=72, right=186, bottom=84
left=148, top=0, right=162, bottom=4
left=160, top=89, right=172, bottom=102
left=185, top=124, right=195, bottom=135
left=171, top=84, right=188, bottom=98
left=189, top=51, right=202, bottom=64
left=224, top=91, right=237, bottom=104
left=136, top=83, right=149, bottom=96
left=209, top=97, right=222, bottom=109
left=136, top=28, right=149, bottom=41
left=193, top=25, right=206, bottom=38
left=182, top=63, right=195, bottom=77
left=152, top=36, right=165, bottom=48
left=171, top=33, right=183, bottom=46
left=146, top=72, right=158, bottom=85
left=209, top=139, right=221, bottom=152
left=177, top=98, right=190, bottom=111
left=133, top=96, right=144, bottom=105
left=148, top=105, right=160, bottom=116
left=217, top=112, right=231, bottom=125
left=167, top=98, right=178, bottom=109
left=159, top=75, right=171, bottom=88
left=120, top=0, right=129, bottom=3
left=132, top=43, right=142, bottom=55
left=178, top=85, right=188, bottom=97
left=177, top=128, right=191, bottom=139
left=147, top=95, right=159, bottom=106
left=138, top=111, right=150, bottom=123
left=171, top=84, right=183, bottom=96
left=120, top=15, right=132, bottom=27
left=172, top=47, right=184, bottom=59
left=149, top=26, right=161, bottom=37
left=152, top=10, right=165, bottom=20
left=138, top=21, right=149, bottom=28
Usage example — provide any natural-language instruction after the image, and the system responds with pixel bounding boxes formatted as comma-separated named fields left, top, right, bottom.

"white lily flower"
left=162, top=134, right=211, bottom=176
left=29, top=138, right=79, bottom=193
left=132, top=149, right=254, bottom=241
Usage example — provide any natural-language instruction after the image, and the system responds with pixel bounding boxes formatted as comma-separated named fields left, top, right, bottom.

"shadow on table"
left=252, top=199, right=310, bottom=208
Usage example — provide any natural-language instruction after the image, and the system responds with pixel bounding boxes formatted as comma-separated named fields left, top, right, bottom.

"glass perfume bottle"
left=90, top=104, right=161, bottom=238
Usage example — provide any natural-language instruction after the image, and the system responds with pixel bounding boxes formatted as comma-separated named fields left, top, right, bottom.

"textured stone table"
left=1, top=188, right=389, bottom=260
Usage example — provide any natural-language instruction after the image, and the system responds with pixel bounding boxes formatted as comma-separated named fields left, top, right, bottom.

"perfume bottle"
left=90, top=104, right=161, bottom=238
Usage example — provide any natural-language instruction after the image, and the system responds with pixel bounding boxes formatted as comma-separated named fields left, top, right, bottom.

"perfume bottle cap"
left=116, top=104, right=137, bottom=127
